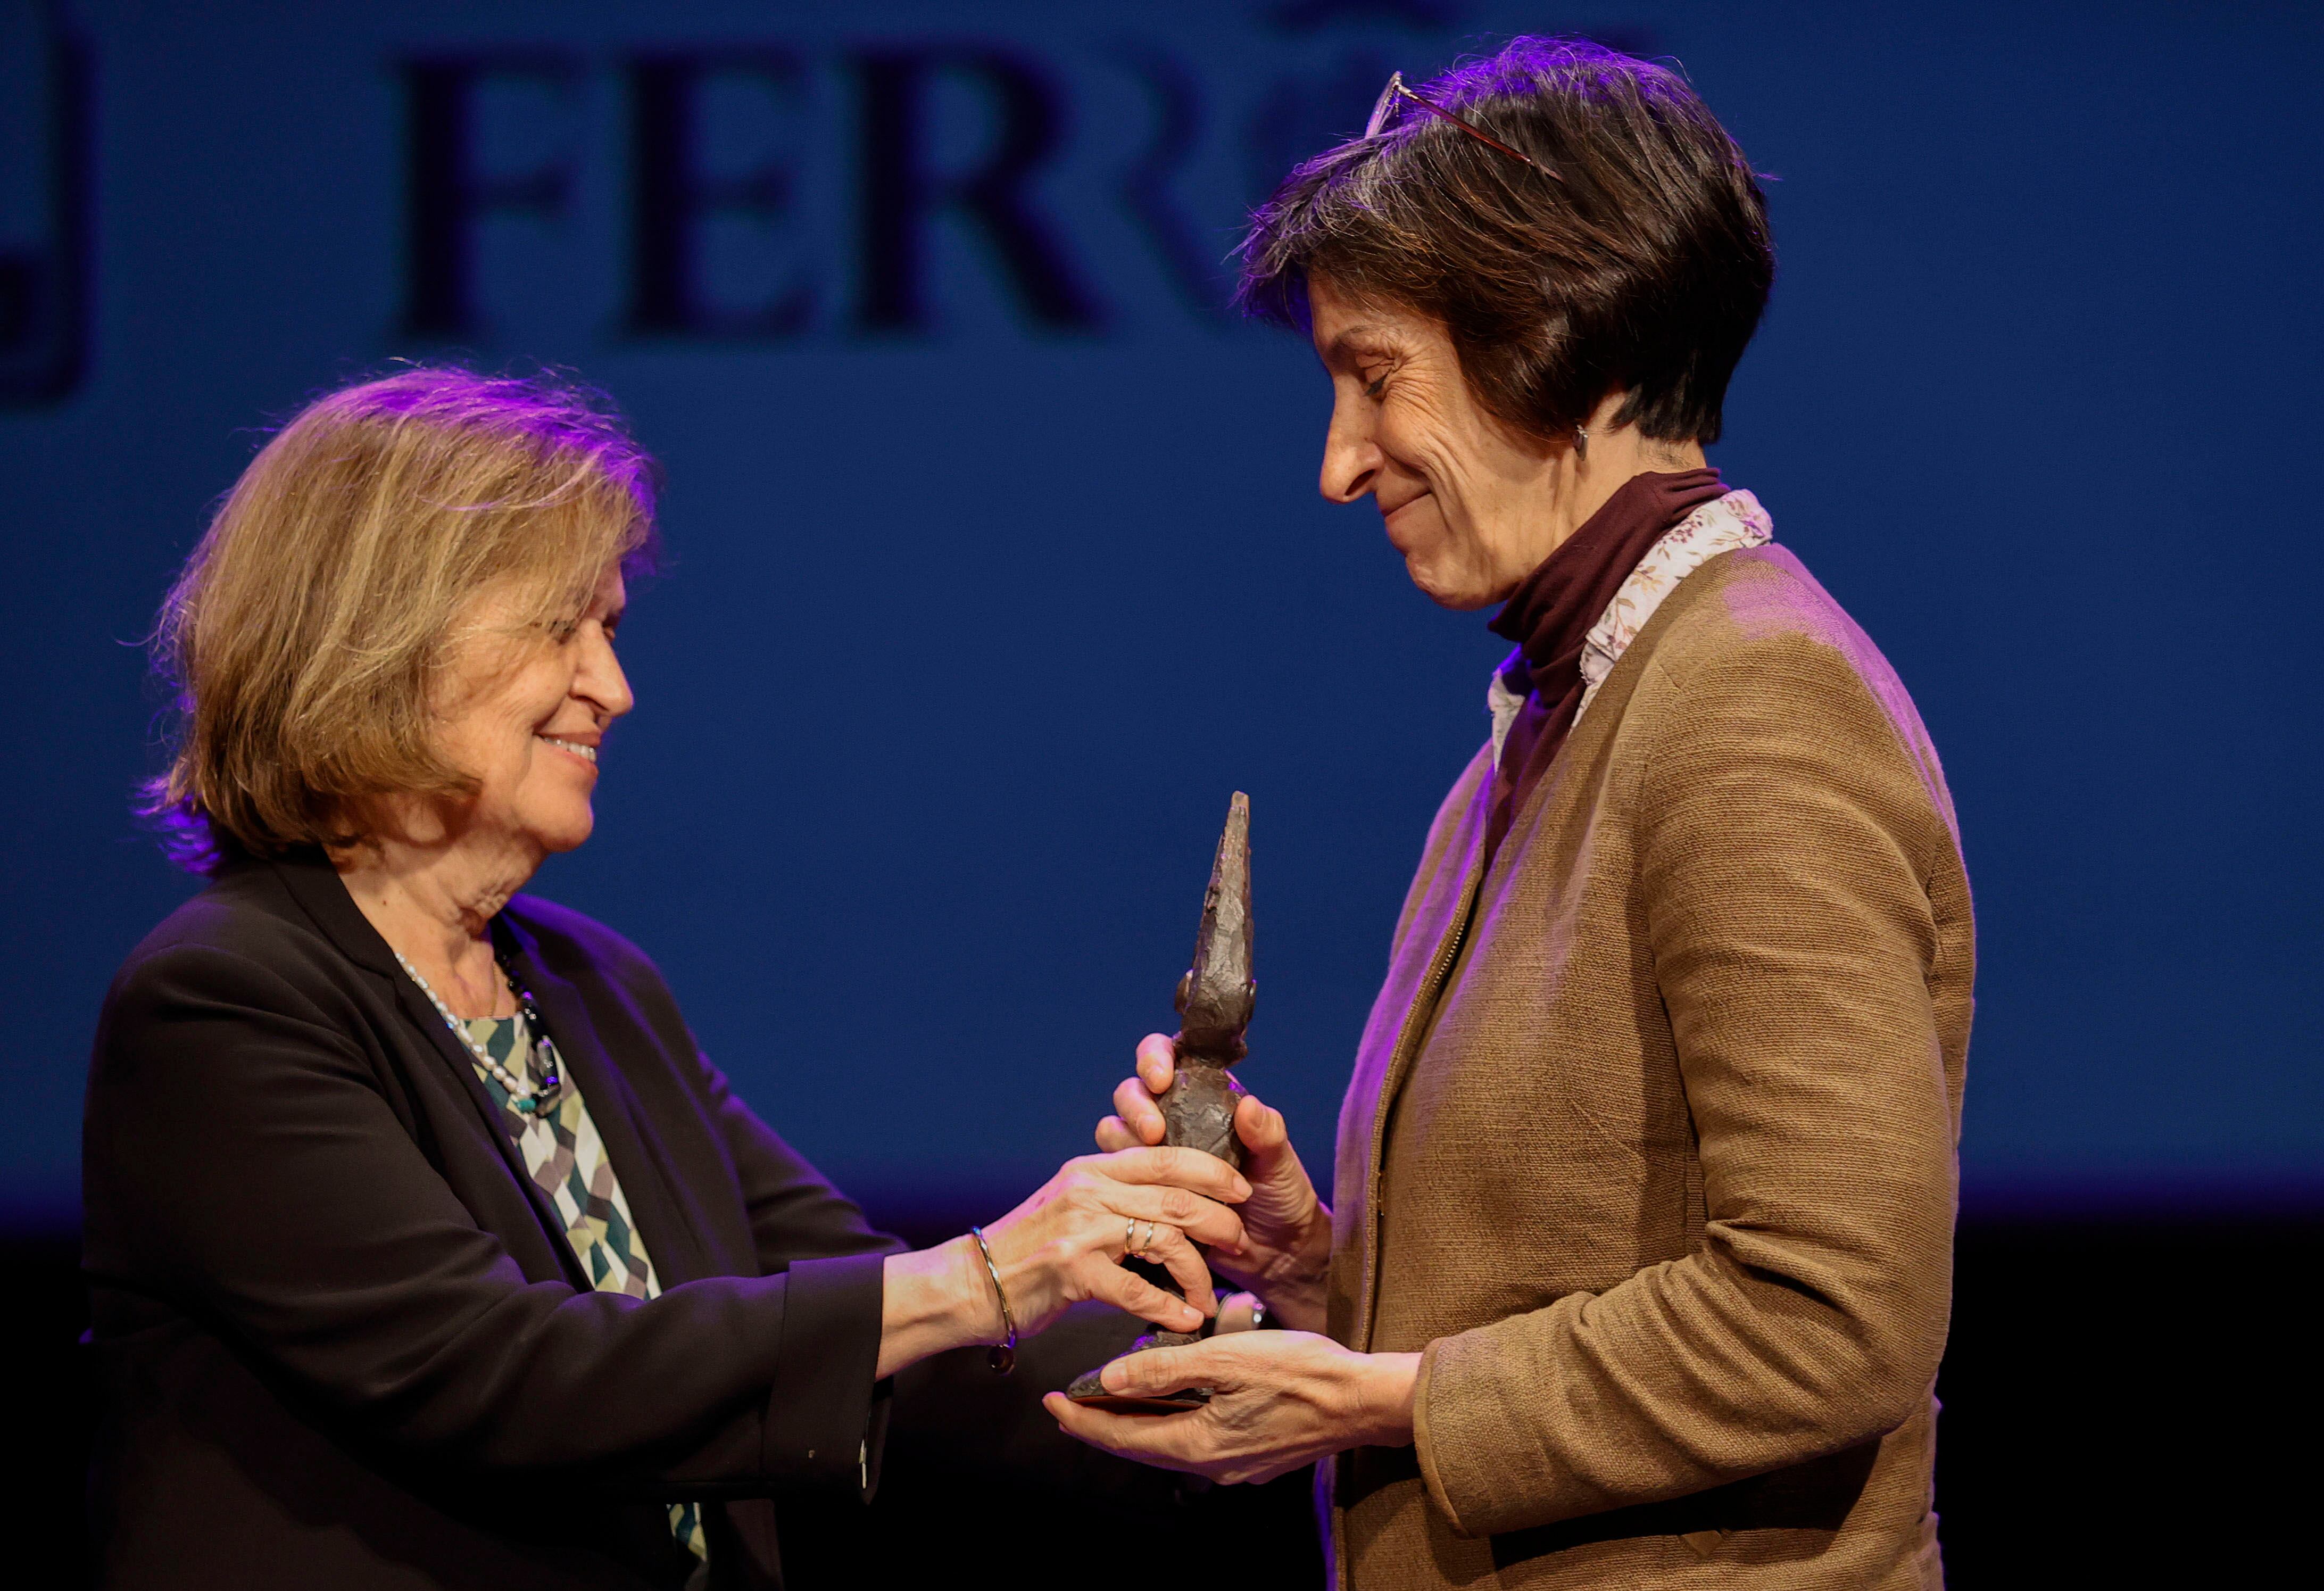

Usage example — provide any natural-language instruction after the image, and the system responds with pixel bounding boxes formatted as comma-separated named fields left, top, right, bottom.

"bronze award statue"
left=1065, top=791, right=1254, bottom=1413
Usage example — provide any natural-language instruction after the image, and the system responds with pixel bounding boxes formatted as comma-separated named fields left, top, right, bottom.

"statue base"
left=1064, top=1327, right=1213, bottom=1413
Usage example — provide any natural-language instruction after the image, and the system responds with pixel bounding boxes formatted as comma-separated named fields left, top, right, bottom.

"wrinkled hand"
left=1044, top=1331, right=1420, bottom=1486
left=1097, top=1034, right=1332, bottom=1330
left=982, top=1147, right=1250, bottom=1340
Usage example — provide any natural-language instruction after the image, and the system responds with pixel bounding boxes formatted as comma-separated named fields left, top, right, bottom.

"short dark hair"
left=1238, top=37, right=1772, bottom=444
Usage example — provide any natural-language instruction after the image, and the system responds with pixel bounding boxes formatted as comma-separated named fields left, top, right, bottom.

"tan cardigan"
left=1327, top=544, right=1972, bottom=1589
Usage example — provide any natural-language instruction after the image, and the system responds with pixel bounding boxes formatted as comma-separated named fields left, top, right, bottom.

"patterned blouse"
left=462, top=1010, right=707, bottom=1564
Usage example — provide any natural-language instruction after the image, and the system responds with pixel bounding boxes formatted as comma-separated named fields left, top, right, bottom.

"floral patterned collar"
left=1489, top=488, right=1774, bottom=768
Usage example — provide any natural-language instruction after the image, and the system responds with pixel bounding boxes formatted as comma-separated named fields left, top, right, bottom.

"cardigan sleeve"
left=85, top=938, right=883, bottom=1501
left=1409, top=625, right=1961, bottom=1536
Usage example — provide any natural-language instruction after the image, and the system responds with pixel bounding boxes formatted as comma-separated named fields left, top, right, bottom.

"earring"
left=1574, top=425, right=1589, bottom=458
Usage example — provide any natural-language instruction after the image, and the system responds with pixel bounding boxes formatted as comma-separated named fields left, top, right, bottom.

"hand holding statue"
left=1095, top=1034, right=1332, bottom=1333
left=1052, top=1031, right=1422, bottom=1484
left=976, top=1145, right=1249, bottom=1335
left=1046, top=1327, right=1419, bottom=1486
left=1052, top=792, right=1416, bottom=1470
left=875, top=1145, right=1248, bottom=1380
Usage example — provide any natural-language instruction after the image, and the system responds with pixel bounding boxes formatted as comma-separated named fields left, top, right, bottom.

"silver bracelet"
left=967, top=1226, right=1018, bottom=1374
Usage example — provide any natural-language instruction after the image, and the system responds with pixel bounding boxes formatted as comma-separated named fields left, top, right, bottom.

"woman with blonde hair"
left=84, top=367, right=1249, bottom=1588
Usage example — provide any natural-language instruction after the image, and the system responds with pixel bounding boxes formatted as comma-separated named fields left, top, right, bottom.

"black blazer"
left=80, top=852, right=1135, bottom=1589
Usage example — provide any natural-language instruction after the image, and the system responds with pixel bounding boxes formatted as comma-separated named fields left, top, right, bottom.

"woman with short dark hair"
left=1057, top=38, right=1971, bottom=1589
left=85, top=368, right=1250, bottom=1588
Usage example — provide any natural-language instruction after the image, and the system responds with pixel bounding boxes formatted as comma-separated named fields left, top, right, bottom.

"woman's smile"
left=1380, top=487, right=1434, bottom=537
left=1380, top=490, right=1448, bottom=569
left=536, top=733, right=599, bottom=768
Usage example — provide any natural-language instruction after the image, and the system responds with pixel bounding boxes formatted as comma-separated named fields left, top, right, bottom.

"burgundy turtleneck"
left=1481, top=467, right=1728, bottom=869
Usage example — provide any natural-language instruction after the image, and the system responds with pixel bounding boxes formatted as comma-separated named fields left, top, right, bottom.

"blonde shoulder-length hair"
left=145, top=367, right=659, bottom=872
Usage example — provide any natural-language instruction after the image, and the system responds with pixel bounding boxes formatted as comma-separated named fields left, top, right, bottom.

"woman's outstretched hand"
left=984, top=1146, right=1249, bottom=1335
left=1044, top=1331, right=1420, bottom=1485
left=1096, top=1034, right=1333, bottom=1332
left=877, top=1146, right=1249, bottom=1380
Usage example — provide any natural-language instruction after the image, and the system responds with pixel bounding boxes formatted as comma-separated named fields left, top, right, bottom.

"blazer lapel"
left=268, top=853, right=591, bottom=1289
left=394, top=977, right=592, bottom=1284
left=496, top=917, right=709, bottom=1289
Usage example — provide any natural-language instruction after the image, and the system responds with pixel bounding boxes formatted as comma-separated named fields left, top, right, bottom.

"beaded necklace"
left=394, top=949, right=566, bottom=1116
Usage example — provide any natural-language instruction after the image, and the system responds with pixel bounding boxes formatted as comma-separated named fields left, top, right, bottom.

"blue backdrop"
left=4, top=0, right=2318, bottom=1225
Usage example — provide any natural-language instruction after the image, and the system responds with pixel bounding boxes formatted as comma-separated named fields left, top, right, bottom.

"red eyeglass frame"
left=1365, top=71, right=1564, bottom=184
